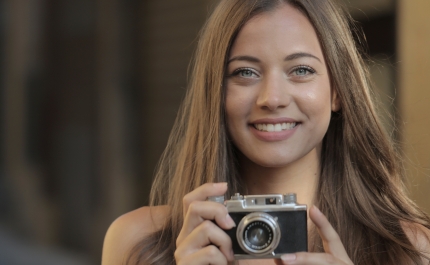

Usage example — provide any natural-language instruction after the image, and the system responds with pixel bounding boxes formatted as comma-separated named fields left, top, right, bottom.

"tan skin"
left=102, top=4, right=430, bottom=265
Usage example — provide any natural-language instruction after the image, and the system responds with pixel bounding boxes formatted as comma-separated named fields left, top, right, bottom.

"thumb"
left=274, top=259, right=283, bottom=265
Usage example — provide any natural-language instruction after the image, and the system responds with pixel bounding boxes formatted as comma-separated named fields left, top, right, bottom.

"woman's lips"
left=249, top=121, right=300, bottom=142
left=253, top=122, right=297, bottom=132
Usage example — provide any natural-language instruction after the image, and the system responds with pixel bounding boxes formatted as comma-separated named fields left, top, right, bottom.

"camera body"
left=209, top=193, right=307, bottom=260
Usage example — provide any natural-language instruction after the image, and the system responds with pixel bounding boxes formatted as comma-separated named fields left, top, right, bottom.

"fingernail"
left=225, top=214, right=236, bottom=227
left=281, top=254, right=296, bottom=262
left=313, top=205, right=322, bottom=214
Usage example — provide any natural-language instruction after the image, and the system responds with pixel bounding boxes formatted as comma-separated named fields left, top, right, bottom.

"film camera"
left=208, top=193, right=307, bottom=259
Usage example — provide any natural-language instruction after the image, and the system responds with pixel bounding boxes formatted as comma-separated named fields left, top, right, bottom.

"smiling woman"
left=101, top=0, right=430, bottom=265
left=225, top=6, right=337, bottom=170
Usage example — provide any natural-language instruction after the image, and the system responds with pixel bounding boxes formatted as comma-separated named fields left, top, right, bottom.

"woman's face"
left=225, top=4, right=339, bottom=168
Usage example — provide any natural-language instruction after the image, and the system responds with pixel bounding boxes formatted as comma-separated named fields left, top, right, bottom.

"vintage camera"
left=208, top=193, right=307, bottom=260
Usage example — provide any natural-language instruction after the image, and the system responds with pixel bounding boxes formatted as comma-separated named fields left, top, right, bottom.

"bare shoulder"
left=102, top=205, right=170, bottom=265
left=402, top=221, right=430, bottom=259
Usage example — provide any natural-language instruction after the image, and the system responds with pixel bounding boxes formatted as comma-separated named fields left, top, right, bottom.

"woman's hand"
left=174, top=183, right=236, bottom=265
left=275, top=205, right=353, bottom=265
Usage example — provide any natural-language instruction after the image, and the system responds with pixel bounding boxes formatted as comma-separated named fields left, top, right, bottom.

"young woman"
left=102, top=0, right=430, bottom=264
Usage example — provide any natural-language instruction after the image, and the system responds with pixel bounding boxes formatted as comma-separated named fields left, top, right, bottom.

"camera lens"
left=236, top=212, right=281, bottom=256
left=244, top=221, right=273, bottom=250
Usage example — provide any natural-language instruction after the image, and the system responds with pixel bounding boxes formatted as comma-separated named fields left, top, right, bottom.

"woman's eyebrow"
left=284, top=52, right=321, bottom=63
left=227, top=55, right=260, bottom=64
left=227, top=52, right=322, bottom=65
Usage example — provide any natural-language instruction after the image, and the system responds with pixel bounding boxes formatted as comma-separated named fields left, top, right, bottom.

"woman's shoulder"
left=101, top=205, right=170, bottom=265
left=402, top=221, right=430, bottom=261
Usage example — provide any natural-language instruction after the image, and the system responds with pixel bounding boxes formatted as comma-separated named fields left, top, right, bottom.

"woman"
left=102, top=0, right=430, bottom=264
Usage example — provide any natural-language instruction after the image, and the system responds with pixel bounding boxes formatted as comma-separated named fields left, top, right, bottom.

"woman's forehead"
left=229, top=4, right=324, bottom=63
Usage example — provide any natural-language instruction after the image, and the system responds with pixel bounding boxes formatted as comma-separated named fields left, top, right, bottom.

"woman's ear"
left=331, top=88, right=341, bottom=112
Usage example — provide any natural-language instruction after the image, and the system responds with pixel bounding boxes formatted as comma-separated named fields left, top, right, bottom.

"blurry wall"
left=1, top=0, right=216, bottom=263
left=0, top=0, right=429, bottom=264
left=398, top=0, right=430, bottom=214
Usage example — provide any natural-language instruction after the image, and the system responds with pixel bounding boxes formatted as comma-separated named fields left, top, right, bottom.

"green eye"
left=240, top=70, right=254, bottom=77
left=295, top=68, right=308, bottom=75
left=292, top=65, right=315, bottom=76
left=230, top=67, right=258, bottom=78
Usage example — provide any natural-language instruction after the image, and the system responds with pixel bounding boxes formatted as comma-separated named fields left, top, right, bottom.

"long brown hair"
left=128, top=0, right=430, bottom=264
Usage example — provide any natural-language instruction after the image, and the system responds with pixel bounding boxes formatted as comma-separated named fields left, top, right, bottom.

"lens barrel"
left=236, top=212, right=281, bottom=255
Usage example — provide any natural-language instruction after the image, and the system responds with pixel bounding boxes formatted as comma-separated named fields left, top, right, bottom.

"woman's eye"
left=240, top=70, right=254, bottom=77
left=292, top=66, right=315, bottom=76
left=232, top=68, right=258, bottom=78
left=295, top=68, right=309, bottom=76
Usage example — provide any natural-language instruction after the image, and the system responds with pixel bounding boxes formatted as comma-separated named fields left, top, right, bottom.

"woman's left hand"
left=275, top=205, right=354, bottom=265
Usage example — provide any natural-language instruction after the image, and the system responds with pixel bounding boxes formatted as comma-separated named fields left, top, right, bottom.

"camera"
left=208, top=193, right=307, bottom=260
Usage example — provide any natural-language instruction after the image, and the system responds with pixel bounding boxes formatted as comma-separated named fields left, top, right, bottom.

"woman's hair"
left=128, top=0, right=430, bottom=264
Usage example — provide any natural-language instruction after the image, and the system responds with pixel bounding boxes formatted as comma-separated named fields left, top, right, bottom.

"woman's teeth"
left=254, top=122, right=297, bottom=132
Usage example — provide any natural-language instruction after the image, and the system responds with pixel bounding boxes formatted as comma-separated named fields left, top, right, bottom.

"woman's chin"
left=246, top=155, right=296, bottom=169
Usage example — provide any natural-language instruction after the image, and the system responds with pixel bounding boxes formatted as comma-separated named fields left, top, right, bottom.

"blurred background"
left=1, top=0, right=429, bottom=264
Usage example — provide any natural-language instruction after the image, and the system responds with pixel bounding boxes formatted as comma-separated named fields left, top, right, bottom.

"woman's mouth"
left=253, top=122, right=297, bottom=132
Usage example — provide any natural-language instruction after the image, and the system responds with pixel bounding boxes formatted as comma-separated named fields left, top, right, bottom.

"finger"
left=177, top=201, right=235, bottom=246
left=309, top=205, right=352, bottom=264
left=279, top=252, right=345, bottom=265
left=182, top=182, right=228, bottom=217
left=274, top=259, right=283, bottom=265
left=176, top=220, right=234, bottom=262
left=176, top=245, right=228, bottom=265
left=184, top=200, right=235, bottom=232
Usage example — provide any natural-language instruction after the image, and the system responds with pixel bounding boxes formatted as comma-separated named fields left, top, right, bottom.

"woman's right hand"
left=174, top=182, right=236, bottom=265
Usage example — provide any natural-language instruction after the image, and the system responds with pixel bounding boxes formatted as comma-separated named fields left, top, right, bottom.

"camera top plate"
left=207, top=193, right=307, bottom=212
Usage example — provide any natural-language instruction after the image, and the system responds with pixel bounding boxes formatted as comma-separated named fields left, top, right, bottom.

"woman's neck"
left=238, top=148, right=320, bottom=208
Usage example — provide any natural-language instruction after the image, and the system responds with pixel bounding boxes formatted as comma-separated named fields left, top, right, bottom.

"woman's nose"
left=256, top=73, right=289, bottom=111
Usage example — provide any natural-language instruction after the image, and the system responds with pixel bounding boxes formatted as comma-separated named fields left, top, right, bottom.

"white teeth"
left=254, top=122, right=297, bottom=132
